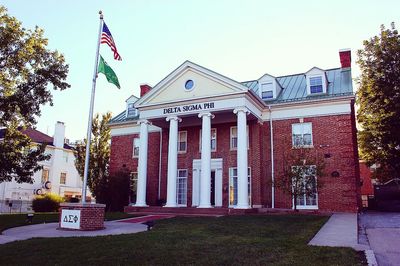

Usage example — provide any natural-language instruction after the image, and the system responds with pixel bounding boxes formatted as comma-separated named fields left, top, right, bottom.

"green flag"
left=98, top=55, right=120, bottom=89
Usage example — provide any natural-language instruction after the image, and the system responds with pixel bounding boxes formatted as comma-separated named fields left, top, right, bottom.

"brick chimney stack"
left=140, top=84, right=152, bottom=97
left=53, top=121, right=65, bottom=148
left=339, top=49, right=351, bottom=69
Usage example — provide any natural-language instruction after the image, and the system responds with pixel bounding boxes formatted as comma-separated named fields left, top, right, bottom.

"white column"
left=165, top=116, right=181, bottom=207
left=197, top=112, right=214, bottom=208
left=135, top=119, right=151, bottom=207
left=234, top=107, right=250, bottom=209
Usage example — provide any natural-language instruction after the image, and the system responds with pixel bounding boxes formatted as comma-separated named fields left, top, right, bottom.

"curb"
left=365, top=249, right=378, bottom=266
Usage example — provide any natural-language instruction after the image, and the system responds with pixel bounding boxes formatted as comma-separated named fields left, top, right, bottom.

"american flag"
left=101, top=22, right=122, bottom=61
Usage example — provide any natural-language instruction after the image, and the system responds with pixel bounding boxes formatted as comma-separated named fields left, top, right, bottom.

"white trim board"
left=110, top=125, right=161, bottom=137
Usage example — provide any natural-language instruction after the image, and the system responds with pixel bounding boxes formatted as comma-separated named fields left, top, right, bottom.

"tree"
left=0, top=6, right=70, bottom=183
left=74, top=112, right=112, bottom=203
left=357, top=22, right=400, bottom=182
left=277, top=149, right=325, bottom=211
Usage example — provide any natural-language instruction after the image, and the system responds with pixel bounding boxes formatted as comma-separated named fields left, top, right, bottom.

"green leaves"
left=357, top=23, right=400, bottom=182
left=74, top=112, right=112, bottom=203
left=0, top=5, right=69, bottom=183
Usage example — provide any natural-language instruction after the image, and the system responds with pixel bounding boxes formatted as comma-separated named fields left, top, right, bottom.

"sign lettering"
left=163, top=102, right=215, bottom=115
left=60, top=209, right=81, bottom=229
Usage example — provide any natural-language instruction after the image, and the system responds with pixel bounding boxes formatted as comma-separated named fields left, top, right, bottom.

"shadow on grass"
left=0, top=215, right=365, bottom=265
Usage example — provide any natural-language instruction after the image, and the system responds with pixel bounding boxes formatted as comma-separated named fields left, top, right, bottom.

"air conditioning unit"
left=42, top=181, right=52, bottom=190
left=34, top=188, right=43, bottom=195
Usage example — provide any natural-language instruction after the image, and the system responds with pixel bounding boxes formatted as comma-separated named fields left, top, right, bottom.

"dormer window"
left=305, top=67, right=327, bottom=95
left=261, top=82, right=274, bottom=100
left=127, top=103, right=137, bottom=117
left=309, top=76, right=323, bottom=94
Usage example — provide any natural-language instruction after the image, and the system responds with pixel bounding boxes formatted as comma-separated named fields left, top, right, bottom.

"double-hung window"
left=199, top=128, right=217, bottom=152
left=292, top=123, right=313, bottom=147
left=293, top=165, right=318, bottom=209
left=230, top=126, right=249, bottom=150
left=261, top=82, right=274, bottom=99
left=178, top=131, right=187, bottom=153
left=309, top=76, right=323, bottom=94
left=176, top=169, right=188, bottom=205
left=133, top=138, right=140, bottom=157
left=229, top=167, right=251, bottom=207
left=127, top=103, right=137, bottom=117
left=129, top=172, right=138, bottom=204
left=41, top=169, right=49, bottom=183
left=60, top=172, right=67, bottom=185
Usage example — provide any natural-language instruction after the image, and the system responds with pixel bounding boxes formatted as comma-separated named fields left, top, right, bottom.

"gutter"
left=268, top=105, right=275, bottom=208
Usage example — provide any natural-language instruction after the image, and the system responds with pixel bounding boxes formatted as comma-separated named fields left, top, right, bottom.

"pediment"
left=135, top=61, right=248, bottom=107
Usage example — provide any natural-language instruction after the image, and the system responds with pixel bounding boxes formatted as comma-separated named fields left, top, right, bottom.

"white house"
left=0, top=122, right=84, bottom=213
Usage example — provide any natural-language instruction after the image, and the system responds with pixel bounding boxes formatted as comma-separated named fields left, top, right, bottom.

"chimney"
left=140, top=84, right=152, bottom=97
left=53, top=121, right=65, bottom=148
left=339, top=48, right=351, bottom=69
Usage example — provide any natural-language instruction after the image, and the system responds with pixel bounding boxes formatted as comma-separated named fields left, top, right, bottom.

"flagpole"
left=82, top=10, right=103, bottom=204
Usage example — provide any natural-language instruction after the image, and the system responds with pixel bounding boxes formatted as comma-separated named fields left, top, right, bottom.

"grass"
left=0, top=212, right=136, bottom=233
left=0, top=215, right=365, bottom=266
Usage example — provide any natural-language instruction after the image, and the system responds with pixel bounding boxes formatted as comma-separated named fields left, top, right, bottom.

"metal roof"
left=109, top=110, right=139, bottom=124
left=242, top=68, right=354, bottom=103
left=110, top=67, right=354, bottom=125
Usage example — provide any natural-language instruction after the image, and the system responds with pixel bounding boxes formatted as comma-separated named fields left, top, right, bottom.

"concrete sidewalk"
left=308, top=213, right=369, bottom=251
left=0, top=220, right=147, bottom=245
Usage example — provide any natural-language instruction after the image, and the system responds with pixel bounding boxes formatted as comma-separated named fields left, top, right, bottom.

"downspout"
left=158, top=128, right=162, bottom=199
left=268, top=106, right=275, bottom=208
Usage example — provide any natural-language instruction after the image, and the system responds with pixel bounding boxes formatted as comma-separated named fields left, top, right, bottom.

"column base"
left=197, top=204, right=213, bottom=208
left=164, top=204, right=178, bottom=208
left=234, top=205, right=251, bottom=209
left=134, top=203, right=149, bottom=207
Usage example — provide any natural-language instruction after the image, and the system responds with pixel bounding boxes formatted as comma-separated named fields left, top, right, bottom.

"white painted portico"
left=133, top=61, right=265, bottom=208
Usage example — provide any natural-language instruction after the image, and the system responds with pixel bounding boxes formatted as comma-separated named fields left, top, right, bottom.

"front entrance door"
left=211, top=171, right=216, bottom=206
left=192, top=158, right=223, bottom=207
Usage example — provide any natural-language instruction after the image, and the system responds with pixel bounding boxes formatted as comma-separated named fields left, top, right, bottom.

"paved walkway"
left=309, top=213, right=369, bottom=251
left=0, top=219, right=147, bottom=245
left=359, top=212, right=400, bottom=266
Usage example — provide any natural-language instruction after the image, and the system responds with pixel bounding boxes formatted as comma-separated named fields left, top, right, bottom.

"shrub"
left=32, top=193, right=65, bottom=212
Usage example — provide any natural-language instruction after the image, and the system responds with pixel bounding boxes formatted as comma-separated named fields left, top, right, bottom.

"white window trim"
left=60, top=172, right=67, bottom=185
left=292, top=122, right=313, bottom=148
left=230, top=126, right=249, bottom=150
left=126, top=103, right=138, bottom=117
left=132, top=137, right=140, bottom=158
left=41, top=168, right=50, bottom=183
left=260, top=82, right=274, bottom=100
left=306, top=74, right=327, bottom=95
left=129, top=172, right=138, bottom=204
left=199, top=128, right=217, bottom=152
left=178, top=131, right=187, bottom=154
left=228, top=167, right=251, bottom=208
left=291, top=165, right=318, bottom=210
left=176, top=169, right=188, bottom=206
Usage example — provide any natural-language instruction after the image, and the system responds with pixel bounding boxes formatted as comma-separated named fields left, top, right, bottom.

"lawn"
left=0, top=215, right=365, bottom=265
left=0, top=212, right=136, bottom=233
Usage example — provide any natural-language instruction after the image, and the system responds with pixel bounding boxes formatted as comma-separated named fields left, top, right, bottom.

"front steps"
left=124, top=206, right=257, bottom=216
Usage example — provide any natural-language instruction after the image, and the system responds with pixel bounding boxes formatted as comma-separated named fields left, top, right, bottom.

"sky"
left=2, top=0, right=399, bottom=141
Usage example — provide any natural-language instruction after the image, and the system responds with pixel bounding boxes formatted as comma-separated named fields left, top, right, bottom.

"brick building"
left=109, top=49, right=361, bottom=213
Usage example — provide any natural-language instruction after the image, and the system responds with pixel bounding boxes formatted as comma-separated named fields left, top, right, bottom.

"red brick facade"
left=109, top=111, right=361, bottom=212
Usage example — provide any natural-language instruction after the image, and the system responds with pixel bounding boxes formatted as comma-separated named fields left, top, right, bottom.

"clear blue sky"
left=2, top=0, right=399, bottom=141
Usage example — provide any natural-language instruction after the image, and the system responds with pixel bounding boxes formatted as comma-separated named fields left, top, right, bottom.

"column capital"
left=137, top=119, right=151, bottom=125
left=166, top=115, right=182, bottom=122
left=198, top=112, right=215, bottom=119
left=233, top=107, right=250, bottom=115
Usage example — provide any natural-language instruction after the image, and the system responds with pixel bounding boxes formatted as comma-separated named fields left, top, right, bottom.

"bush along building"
left=109, top=49, right=361, bottom=213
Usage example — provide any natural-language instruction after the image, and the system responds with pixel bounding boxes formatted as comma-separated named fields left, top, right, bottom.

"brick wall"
left=59, top=204, right=105, bottom=231
left=110, top=112, right=360, bottom=212
left=109, top=132, right=160, bottom=206
left=271, top=114, right=360, bottom=212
